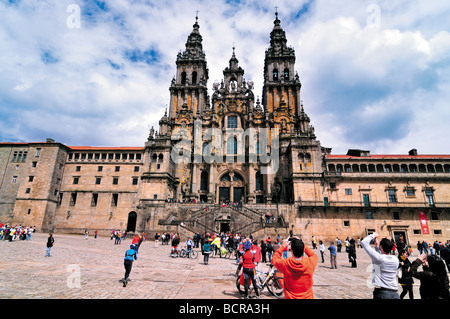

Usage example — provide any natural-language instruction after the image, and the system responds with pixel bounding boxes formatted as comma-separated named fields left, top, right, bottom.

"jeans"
left=45, top=247, right=52, bottom=257
left=373, top=288, right=400, bottom=299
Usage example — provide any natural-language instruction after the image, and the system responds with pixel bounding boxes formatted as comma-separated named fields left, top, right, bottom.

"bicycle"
left=235, top=264, right=284, bottom=298
left=214, top=246, right=233, bottom=259
left=179, top=247, right=199, bottom=259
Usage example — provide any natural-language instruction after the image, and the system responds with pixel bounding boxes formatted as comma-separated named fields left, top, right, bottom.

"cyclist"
left=211, top=236, right=221, bottom=257
left=239, top=239, right=260, bottom=299
left=185, top=237, right=194, bottom=254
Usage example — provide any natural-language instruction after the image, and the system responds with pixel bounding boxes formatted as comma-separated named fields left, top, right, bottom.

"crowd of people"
left=0, top=223, right=35, bottom=241
left=161, top=230, right=449, bottom=300
left=2, top=219, right=448, bottom=299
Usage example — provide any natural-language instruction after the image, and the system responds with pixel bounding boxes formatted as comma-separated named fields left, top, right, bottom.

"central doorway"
left=233, top=187, right=244, bottom=203
left=219, top=187, right=230, bottom=202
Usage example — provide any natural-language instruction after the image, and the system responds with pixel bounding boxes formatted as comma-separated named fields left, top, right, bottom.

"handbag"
left=397, top=268, right=402, bottom=279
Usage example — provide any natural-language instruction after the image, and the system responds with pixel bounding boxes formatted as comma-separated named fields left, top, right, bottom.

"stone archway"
left=126, top=211, right=137, bottom=232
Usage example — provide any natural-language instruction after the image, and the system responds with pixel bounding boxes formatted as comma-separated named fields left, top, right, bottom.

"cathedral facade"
left=1, top=14, right=449, bottom=244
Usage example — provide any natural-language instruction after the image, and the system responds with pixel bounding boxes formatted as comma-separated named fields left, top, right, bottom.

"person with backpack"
left=239, top=239, right=260, bottom=299
left=122, top=244, right=138, bottom=287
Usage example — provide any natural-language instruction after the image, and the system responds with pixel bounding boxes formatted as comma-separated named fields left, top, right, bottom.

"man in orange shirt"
left=271, top=236, right=318, bottom=299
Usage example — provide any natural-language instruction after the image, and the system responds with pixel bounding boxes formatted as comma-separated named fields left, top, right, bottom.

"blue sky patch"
left=40, top=50, right=59, bottom=64
left=124, top=48, right=161, bottom=65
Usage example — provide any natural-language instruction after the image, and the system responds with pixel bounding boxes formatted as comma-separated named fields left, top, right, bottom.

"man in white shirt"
left=361, top=232, right=400, bottom=299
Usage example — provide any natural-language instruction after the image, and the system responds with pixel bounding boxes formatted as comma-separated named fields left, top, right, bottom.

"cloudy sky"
left=1, top=0, right=449, bottom=155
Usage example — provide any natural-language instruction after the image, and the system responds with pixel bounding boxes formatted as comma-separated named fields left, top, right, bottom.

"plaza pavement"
left=0, top=232, right=422, bottom=300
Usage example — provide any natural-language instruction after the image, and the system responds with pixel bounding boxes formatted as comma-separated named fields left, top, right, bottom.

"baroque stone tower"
left=261, top=11, right=325, bottom=204
left=142, top=11, right=326, bottom=206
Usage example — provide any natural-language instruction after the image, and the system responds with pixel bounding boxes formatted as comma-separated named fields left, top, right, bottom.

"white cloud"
left=295, top=10, right=450, bottom=154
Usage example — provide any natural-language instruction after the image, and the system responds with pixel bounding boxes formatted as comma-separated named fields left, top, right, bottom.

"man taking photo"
left=361, top=232, right=400, bottom=299
left=271, top=236, right=318, bottom=299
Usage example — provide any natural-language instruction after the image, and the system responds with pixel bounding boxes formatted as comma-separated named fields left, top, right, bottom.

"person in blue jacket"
left=122, top=244, right=138, bottom=287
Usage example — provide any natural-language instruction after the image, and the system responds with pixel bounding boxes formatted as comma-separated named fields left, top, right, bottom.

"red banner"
left=419, top=211, right=430, bottom=235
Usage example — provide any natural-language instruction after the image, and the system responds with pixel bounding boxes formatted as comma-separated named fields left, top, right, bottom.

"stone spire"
left=178, top=14, right=206, bottom=61
left=267, top=11, right=295, bottom=59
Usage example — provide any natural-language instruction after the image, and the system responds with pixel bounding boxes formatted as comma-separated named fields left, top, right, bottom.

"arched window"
left=192, top=71, right=197, bottom=85
left=227, top=136, right=237, bottom=155
left=284, top=68, right=289, bottom=80
left=304, top=153, right=311, bottom=163
left=181, top=71, right=187, bottom=85
left=220, top=173, right=231, bottom=181
left=273, top=68, right=278, bottom=81
left=233, top=173, right=244, bottom=182
left=227, top=116, right=238, bottom=128
left=202, top=142, right=209, bottom=155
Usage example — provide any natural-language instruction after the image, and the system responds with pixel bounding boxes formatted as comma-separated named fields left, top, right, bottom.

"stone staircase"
left=158, top=203, right=288, bottom=238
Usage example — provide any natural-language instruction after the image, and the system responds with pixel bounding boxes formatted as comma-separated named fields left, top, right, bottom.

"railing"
left=296, top=200, right=450, bottom=208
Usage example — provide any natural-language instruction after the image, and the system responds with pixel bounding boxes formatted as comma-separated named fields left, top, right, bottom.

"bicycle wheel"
left=236, top=275, right=253, bottom=297
left=190, top=250, right=198, bottom=259
left=225, top=250, right=232, bottom=259
left=269, top=276, right=284, bottom=298
left=180, top=249, right=187, bottom=258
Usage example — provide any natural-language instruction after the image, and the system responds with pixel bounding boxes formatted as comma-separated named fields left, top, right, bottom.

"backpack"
left=124, top=249, right=135, bottom=261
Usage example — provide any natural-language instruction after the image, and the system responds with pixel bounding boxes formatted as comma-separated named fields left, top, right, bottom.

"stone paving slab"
left=0, top=232, right=424, bottom=300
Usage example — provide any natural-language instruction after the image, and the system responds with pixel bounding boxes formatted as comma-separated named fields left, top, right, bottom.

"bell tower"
left=262, top=11, right=303, bottom=137
left=168, top=15, right=209, bottom=124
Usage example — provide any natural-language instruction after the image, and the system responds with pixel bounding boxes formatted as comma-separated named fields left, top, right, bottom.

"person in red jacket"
left=251, top=240, right=262, bottom=269
left=271, top=236, right=318, bottom=299
left=239, top=239, right=261, bottom=299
